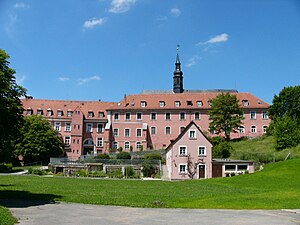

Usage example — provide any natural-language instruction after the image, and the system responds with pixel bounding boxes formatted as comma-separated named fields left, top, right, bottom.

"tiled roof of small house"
left=21, top=98, right=118, bottom=119
left=109, top=91, right=269, bottom=110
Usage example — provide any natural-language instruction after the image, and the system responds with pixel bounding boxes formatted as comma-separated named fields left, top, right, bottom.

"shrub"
left=107, top=169, right=123, bottom=178
left=89, top=170, right=107, bottom=178
left=142, top=161, right=156, bottom=177
left=95, top=153, right=110, bottom=159
left=0, top=163, right=13, bottom=173
left=75, top=169, right=88, bottom=177
left=125, top=167, right=139, bottom=178
left=213, top=142, right=232, bottom=158
left=144, top=153, right=162, bottom=161
left=116, top=152, right=131, bottom=159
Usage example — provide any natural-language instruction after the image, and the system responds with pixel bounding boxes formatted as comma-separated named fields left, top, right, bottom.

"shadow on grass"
left=0, top=190, right=61, bottom=208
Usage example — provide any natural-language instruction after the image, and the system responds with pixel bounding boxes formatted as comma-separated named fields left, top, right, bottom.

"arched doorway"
left=83, top=138, right=94, bottom=155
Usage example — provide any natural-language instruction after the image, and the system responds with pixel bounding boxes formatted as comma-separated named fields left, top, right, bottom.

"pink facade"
left=165, top=121, right=213, bottom=180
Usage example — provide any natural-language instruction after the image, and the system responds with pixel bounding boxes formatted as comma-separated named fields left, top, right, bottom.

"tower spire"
left=173, top=45, right=184, bottom=93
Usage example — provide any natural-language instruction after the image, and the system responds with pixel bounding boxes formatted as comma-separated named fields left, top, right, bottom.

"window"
left=125, top=112, right=131, bottom=121
left=179, top=164, right=187, bottom=174
left=65, top=122, right=71, bottom=132
left=47, top=109, right=53, bottom=116
left=175, top=101, right=181, bottom=107
left=250, top=111, right=256, bottom=120
left=225, top=165, right=236, bottom=171
left=189, top=130, right=196, bottom=139
left=251, top=125, right=257, bottom=133
left=151, top=127, right=156, bottom=135
left=136, top=128, right=142, bottom=137
left=37, top=109, right=43, bottom=115
left=198, top=146, right=206, bottom=156
left=180, top=112, right=186, bottom=120
left=180, top=126, right=185, bottom=133
left=124, top=141, right=130, bottom=150
left=97, top=137, right=103, bottom=147
left=113, top=141, right=118, bottom=149
left=165, top=126, right=171, bottom=135
left=57, top=110, right=63, bottom=116
left=179, top=146, right=187, bottom=156
left=237, top=165, right=248, bottom=171
left=263, top=125, right=268, bottom=134
left=151, top=112, right=157, bottom=120
left=64, top=136, right=71, bottom=145
left=86, top=123, right=93, bottom=133
left=54, top=122, right=61, bottom=131
left=98, top=112, right=105, bottom=118
left=114, top=113, right=119, bottom=120
left=197, top=101, right=203, bottom=107
left=113, top=128, right=119, bottom=137
left=239, top=126, right=245, bottom=134
left=125, top=128, right=130, bottom=137
left=136, top=112, right=142, bottom=120
left=187, top=100, right=193, bottom=106
left=242, top=100, right=249, bottom=106
left=159, top=101, right=165, bottom=107
left=195, top=112, right=200, bottom=120
left=97, top=123, right=104, bottom=133
left=165, top=112, right=171, bottom=120
left=208, top=100, right=212, bottom=106
left=141, top=101, right=147, bottom=107
left=26, top=109, right=33, bottom=115
left=75, top=110, right=80, bottom=115
left=262, top=111, right=268, bottom=120
left=136, top=142, right=142, bottom=150
left=67, top=110, right=73, bottom=117
left=88, top=111, right=94, bottom=117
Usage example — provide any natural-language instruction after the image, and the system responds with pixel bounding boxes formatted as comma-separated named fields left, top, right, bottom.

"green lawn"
left=1, top=159, right=300, bottom=210
left=0, top=206, right=17, bottom=225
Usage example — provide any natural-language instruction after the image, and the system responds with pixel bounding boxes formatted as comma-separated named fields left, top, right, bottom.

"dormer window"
left=47, top=108, right=53, bottom=116
left=159, top=101, right=165, bottom=107
left=187, top=101, right=193, bottom=106
left=26, top=108, right=33, bottom=115
left=197, top=101, right=203, bottom=107
left=37, top=108, right=43, bottom=115
left=88, top=111, right=94, bottom=118
left=208, top=100, right=212, bottom=107
left=57, top=109, right=63, bottom=117
left=98, top=112, right=105, bottom=118
left=67, top=110, right=73, bottom=117
left=175, top=101, right=181, bottom=107
left=242, top=100, right=249, bottom=106
left=141, top=101, right=147, bottom=107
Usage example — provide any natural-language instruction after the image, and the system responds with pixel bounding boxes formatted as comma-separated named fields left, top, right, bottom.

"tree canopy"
left=0, top=49, right=26, bottom=162
left=268, top=85, right=300, bottom=150
left=208, top=92, right=244, bottom=141
left=15, top=115, right=64, bottom=164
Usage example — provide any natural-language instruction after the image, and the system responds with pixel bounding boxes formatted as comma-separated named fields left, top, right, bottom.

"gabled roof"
left=165, top=120, right=212, bottom=153
left=109, top=91, right=269, bottom=110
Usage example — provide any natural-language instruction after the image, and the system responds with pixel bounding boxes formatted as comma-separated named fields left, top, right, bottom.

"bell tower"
left=173, top=45, right=184, bottom=93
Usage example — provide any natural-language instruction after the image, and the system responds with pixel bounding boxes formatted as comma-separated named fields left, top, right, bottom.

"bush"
left=95, top=153, right=110, bottom=159
left=27, top=168, right=47, bottom=175
left=0, top=163, right=13, bottom=173
left=144, top=153, right=162, bottom=161
left=75, top=169, right=88, bottom=177
left=125, top=167, right=139, bottom=178
left=107, top=169, right=123, bottom=178
left=142, top=161, right=156, bottom=177
left=213, top=142, right=232, bottom=158
left=116, top=152, right=131, bottom=159
left=89, top=170, right=107, bottom=178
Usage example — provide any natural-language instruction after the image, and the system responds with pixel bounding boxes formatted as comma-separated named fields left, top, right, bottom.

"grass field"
left=0, top=206, right=17, bottom=225
left=1, top=158, right=300, bottom=210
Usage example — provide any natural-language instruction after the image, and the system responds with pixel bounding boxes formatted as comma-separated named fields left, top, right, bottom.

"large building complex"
left=22, top=52, right=271, bottom=160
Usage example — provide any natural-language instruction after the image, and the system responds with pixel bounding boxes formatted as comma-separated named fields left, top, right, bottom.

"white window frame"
left=136, top=112, right=142, bottom=120
left=65, top=122, right=71, bottom=132
left=197, top=101, right=203, bottom=107
left=179, top=164, right=187, bottom=174
left=37, top=109, right=43, bottom=115
left=159, top=101, right=165, bottom=107
left=151, top=126, right=156, bottom=135
left=114, top=113, right=119, bottom=121
left=125, top=128, right=131, bottom=137
left=151, top=112, right=157, bottom=121
left=113, top=141, right=118, bottom=149
left=86, top=123, right=93, bottom=133
left=54, top=122, right=61, bottom=131
left=64, top=136, right=71, bottom=145
left=251, top=125, right=257, bottom=133
left=165, top=126, right=171, bottom=135
left=239, top=126, right=245, bottom=134
left=195, top=112, right=201, bottom=120
left=113, top=128, right=119, bottom=137
left=179, top=145, right=187, bottom=156
left=136, top=141, right=142, bottom=150
left=97, top=137, right=103, bottom=147
left=141, top=101, right=147, bottom=107
left=180, top=112, right=186, bottom=121
left=124, top=141, right=130, bottom=150
left=165, top=112, right=171, bottom=120
left=198, top=146, right=206, bottom=156
left=67, top=110, right=73, bottom=117
left=262, top=111, right=268, bottom=120
left=136, top=128, right=142, bottom=137
left=88, top=111, right=94, bottom=118
left=125, top=112, right=131, bottom=121
left=189, top=129, right=196, bottom=139
left=250, top=111, right=256, bottom=120
left=263, top=125, right=268, bottom=134
left=175, top=101, right=181, bottom=107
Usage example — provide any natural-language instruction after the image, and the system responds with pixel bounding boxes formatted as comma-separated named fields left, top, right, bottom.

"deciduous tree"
left=0, top=49, right=26, bottom=162
left=208, top=93, right=244, bottom=141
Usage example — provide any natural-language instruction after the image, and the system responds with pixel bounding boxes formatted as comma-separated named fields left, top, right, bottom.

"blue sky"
left=1, top=0, right=300, bottom=103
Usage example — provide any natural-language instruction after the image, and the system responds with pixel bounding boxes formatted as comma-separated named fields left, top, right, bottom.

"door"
left=199, top=164, right=205, bottom=179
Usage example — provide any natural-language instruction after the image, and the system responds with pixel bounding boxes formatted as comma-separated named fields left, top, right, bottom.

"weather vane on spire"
left=177, top=44, right=180, bottom=53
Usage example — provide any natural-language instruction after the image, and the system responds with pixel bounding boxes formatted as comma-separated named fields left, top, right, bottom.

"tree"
left=0, top=49, right=27, bottom=162
left=186, top=154, right=203, bottom=179
left=15, top=115, right=64, bottom=164
left=116, top=151, right=131, bottom=159
left=208, top=92, right=244, bottom=141
left=268, top=86, right=300, bottom=150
